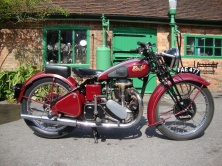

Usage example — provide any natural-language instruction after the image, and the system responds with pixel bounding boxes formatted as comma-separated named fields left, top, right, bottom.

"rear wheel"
left=21, top=78, right=74, bottom=138
left=155, top=81, right=214, bottom=140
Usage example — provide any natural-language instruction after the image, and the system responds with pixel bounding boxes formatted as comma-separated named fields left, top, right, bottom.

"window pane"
left=60, top=30, right=73, bottom=64
left=186, top=37, right=195, bottom=55
left=186, top=47, right=194, bottom=55
left=215, top=39, right=221, bottom=47
left=206, top=38, right=213, bottom=47
left=205, top=48, right=213, bottom=56
left=46, top=30, right=58, bottom=63
left=75, top=30, right=87, bottom=64
left=197, top=48, right=205, bottom=56
left=187, top=37, right=195, bottom=46
left=215, top=48, right=221, bottom=56
left=197, top=38, right=204, bottom=46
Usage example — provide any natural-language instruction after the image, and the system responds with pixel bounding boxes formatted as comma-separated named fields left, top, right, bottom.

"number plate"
left=177, top=67, right=200, bottom=76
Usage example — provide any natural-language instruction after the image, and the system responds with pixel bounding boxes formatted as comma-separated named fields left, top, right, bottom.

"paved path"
left=0, top=93, right=222, bottom=166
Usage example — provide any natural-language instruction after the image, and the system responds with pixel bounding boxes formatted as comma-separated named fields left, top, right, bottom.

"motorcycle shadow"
left=69, top=117, right=147, bottom=142
left=145, top=126, right=205, bottom=140
left=145, top=127, right=169, bottom=140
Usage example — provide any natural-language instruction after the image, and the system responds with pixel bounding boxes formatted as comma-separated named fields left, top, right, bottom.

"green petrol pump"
left=96, top=15, right=111, bottom=70
left=168, top=0, right=180, bottom=48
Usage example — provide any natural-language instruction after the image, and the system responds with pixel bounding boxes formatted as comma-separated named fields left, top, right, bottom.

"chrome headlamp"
left=163, top=48, right=180, bottom=69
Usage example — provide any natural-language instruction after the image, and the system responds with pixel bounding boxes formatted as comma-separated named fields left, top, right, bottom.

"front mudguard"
left=147, top=73, right=210, bottom=126
left=16, top=71, right=77, bottom=103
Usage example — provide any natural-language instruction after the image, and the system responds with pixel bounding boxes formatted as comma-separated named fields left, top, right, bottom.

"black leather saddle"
left=45, top=65, right=71, bottom=78
left=45, top=65, right=103, bottom=78
left=73, top=68, right=103, bottom=78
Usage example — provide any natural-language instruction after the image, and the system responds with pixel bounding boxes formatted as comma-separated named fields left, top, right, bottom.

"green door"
left=112, top=27, right=157, bottom=93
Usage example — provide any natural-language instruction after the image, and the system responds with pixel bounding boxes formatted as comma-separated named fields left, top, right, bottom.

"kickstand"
left=92, top=127, right=100, bottom=143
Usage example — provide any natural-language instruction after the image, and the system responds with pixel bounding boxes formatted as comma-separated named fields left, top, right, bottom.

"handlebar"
left=137, top=41, right=153, bottom=48
left=137, top=41, right=147, bottom=48
left=130, top=41, right=154, bottom=54
left=160, top=52, right=176, bottom=58
left=129, top=49, right=139, bottom=53
left=130, top=41, right=178, bottom=59
left=129, top=40, right=181, bottom=69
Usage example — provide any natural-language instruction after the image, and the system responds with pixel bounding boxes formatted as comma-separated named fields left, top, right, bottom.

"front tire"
left=21, top=78, right=74, bottom=138
left=155, top=81, right=214, bottom=140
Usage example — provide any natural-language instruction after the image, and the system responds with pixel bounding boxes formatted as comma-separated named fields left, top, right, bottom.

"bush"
left=0, top=64, right=41, bottom=102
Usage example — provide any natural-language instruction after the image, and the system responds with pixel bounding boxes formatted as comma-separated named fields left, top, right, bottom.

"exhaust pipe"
left=21, top=113, right=142, bottom=128
left=21, top=114, right=78, bottom=127
left=21, top=91, right=144, bottom=128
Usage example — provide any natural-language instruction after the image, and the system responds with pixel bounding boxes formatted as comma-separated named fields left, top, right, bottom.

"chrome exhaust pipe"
left=21, top=114, right=141, bottom=128
left=20, top=114, right=78, bottom=127
left=21, top=91, right=143, bottom=128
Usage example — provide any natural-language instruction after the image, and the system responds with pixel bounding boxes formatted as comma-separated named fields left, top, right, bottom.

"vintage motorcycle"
left=13, top=41, right=214, bottom=142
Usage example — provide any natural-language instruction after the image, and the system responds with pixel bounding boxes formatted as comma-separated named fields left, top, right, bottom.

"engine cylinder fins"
left=114, top=79, right=133, bottom=90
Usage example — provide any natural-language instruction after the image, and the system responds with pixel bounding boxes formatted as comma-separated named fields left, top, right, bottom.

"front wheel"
left=155, top=81, right=214, bottom=140
left=21, top=78, right=74, bottom=138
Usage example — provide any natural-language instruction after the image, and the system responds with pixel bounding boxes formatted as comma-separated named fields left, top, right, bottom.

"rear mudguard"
left=17, top=71, right=77, bottom=103
left=147, top=73, right=210, bottom=126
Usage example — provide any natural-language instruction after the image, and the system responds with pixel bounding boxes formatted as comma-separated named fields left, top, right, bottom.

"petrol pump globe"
left=169, top=0, right=177, bottom=13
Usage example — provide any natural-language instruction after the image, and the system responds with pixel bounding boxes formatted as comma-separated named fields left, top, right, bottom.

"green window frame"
left=184, top=34, right=222, bottom=59
left=43, top=25, right=90, bottom=68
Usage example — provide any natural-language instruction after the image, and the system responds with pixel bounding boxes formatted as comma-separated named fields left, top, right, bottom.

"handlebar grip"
left=130, top=49, right=138, bottom=53
left=137, top=41, right=146, bottom=47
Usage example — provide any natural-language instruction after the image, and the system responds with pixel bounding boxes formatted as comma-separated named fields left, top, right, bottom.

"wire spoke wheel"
left=21, top=78, right=74, bottom=138
left=155, top=81, right=214, bottom=140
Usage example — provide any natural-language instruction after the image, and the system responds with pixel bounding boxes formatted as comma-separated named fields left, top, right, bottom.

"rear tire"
left=21, top=78, right=74, bottom=139
left=155, top=81, right=214, bottom=140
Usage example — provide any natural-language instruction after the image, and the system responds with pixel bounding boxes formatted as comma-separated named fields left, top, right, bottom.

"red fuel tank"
left=98, top=59, right=149, bottom=81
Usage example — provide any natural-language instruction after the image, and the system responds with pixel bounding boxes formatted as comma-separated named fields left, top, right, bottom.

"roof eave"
left=46, top=14, right=222, bottom=27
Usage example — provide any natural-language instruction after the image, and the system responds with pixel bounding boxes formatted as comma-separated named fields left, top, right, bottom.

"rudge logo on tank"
left=132, top=65, right=146, bottom=72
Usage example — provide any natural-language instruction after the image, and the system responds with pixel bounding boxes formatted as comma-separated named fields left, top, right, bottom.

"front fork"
left=140, top=76, right=149, bottom=99
left=165, top=76, right=183, bottom=109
